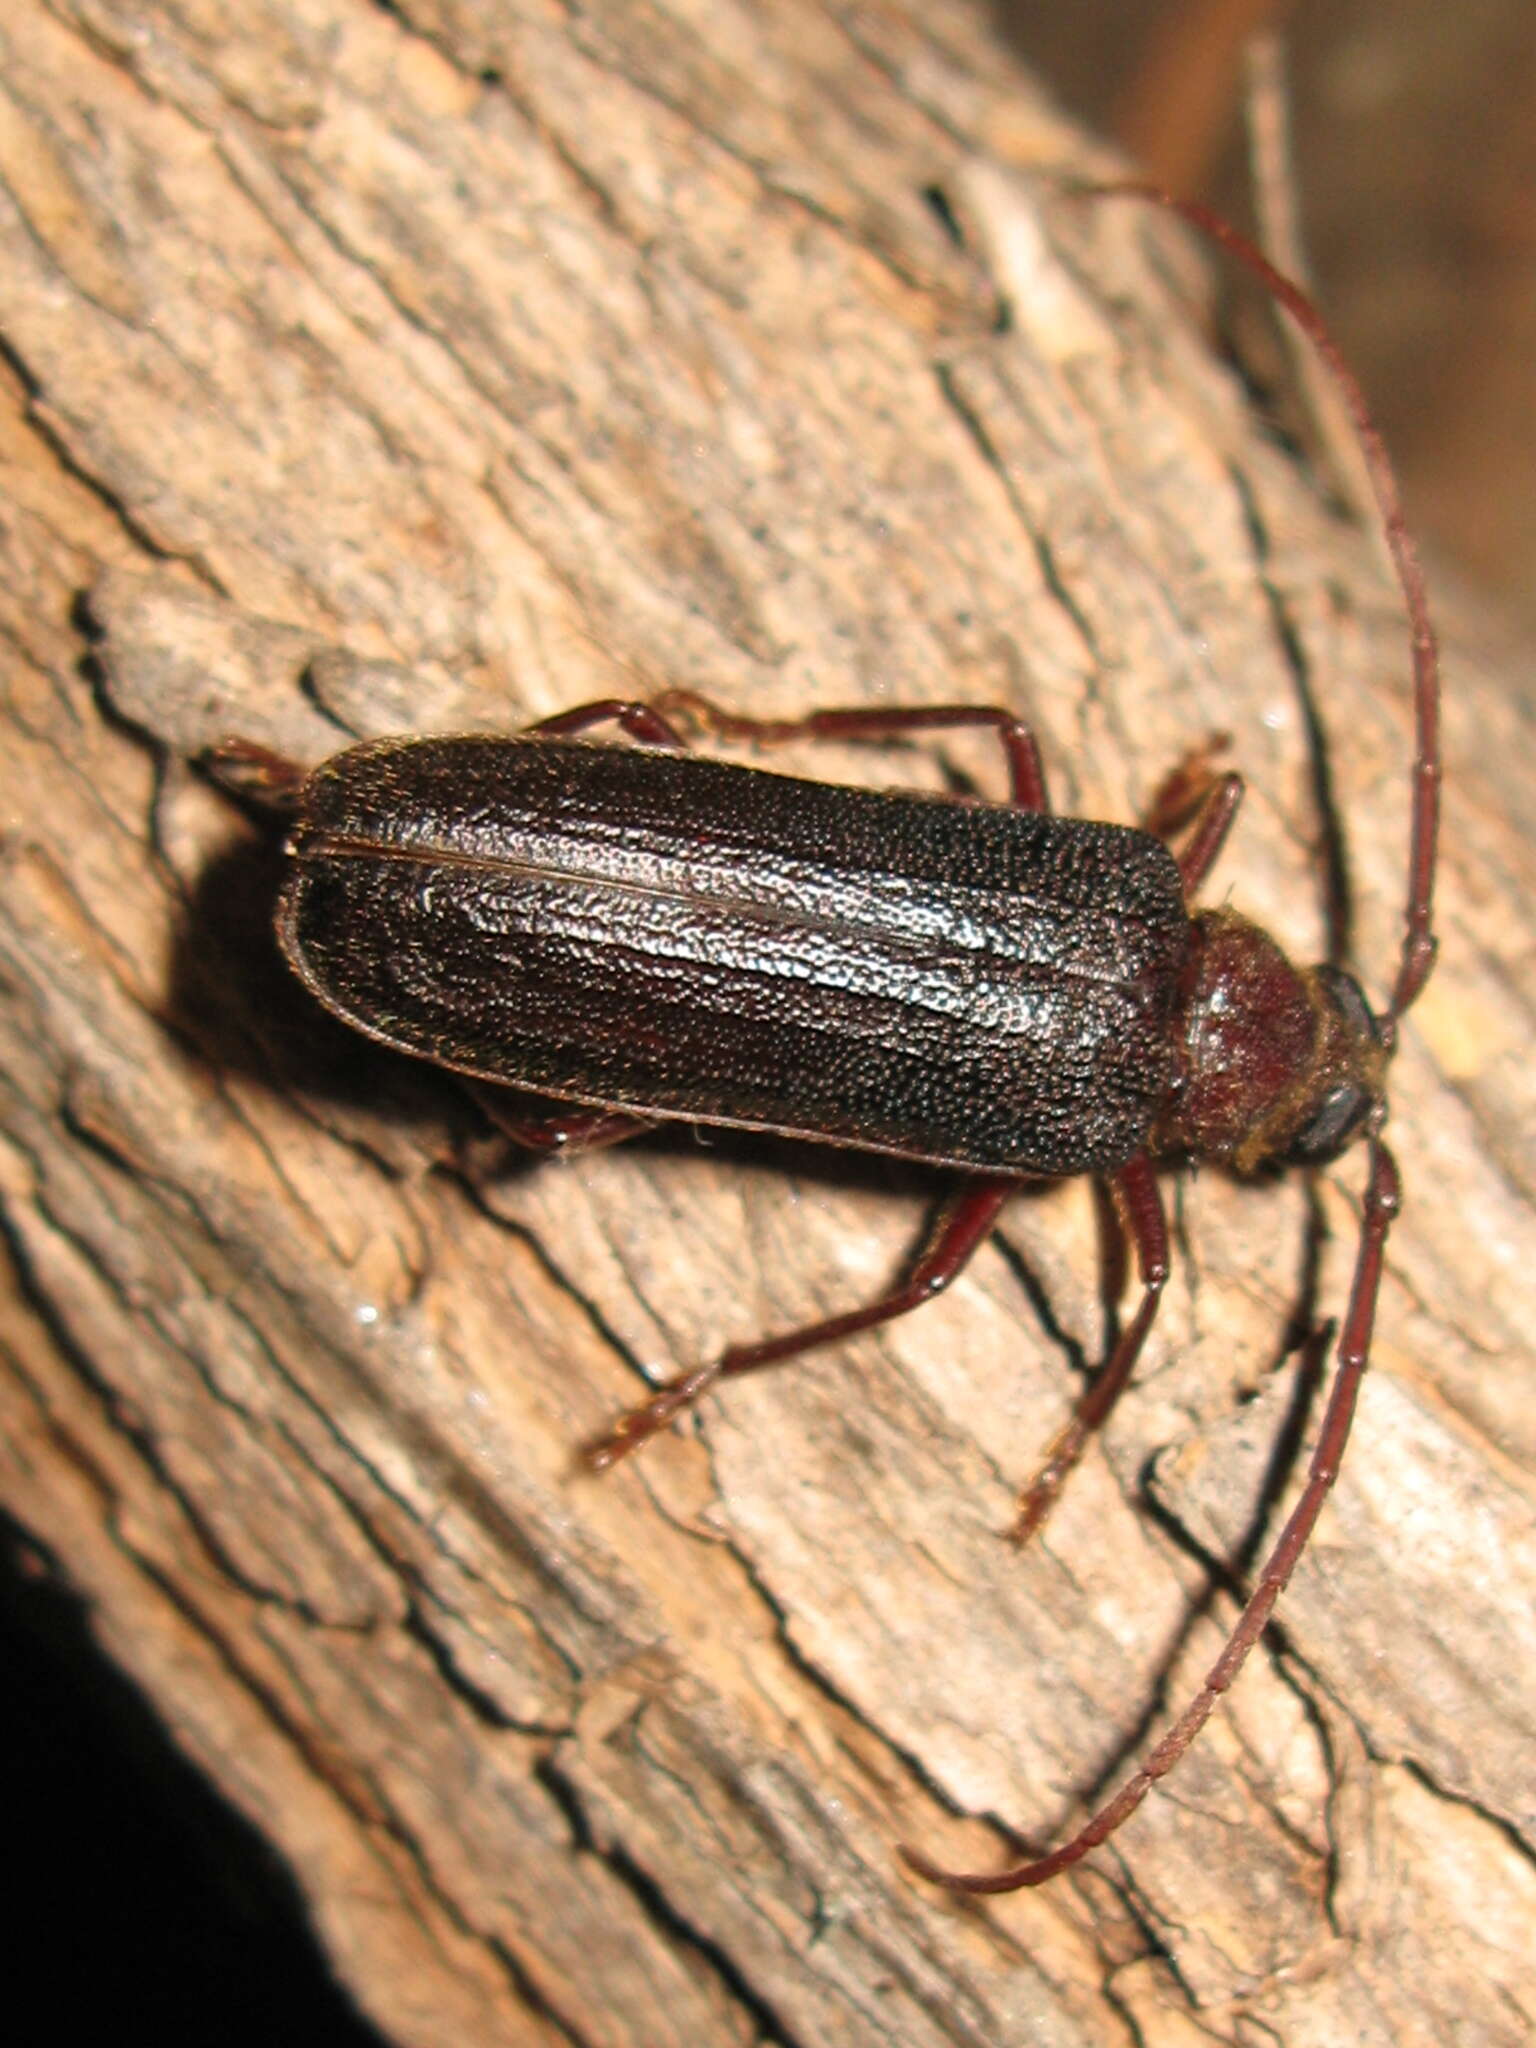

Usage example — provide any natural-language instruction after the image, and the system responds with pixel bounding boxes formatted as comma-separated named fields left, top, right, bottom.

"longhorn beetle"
left=212, top=190, right=1439, bottom=1891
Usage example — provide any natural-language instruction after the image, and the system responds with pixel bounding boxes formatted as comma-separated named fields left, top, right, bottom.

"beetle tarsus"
left=583, top=1365, right=723, bottom=1470
left=585, top=1179, right=1015, bottom=1470
left=203, top=737, right=309, bottom=813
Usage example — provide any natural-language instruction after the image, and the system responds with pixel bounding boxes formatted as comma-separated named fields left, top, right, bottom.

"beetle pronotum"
left=213, top=192, right=1439, bottom=1892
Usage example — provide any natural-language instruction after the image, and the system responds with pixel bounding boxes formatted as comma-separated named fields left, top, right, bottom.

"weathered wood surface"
left=1, top=4, right=1532, bottom=2044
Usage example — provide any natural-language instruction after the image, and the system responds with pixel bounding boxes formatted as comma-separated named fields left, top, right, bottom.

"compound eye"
left=1315, top=965, right=1383, bottom=1049
left=1283, top=1079, right=1374, bottom=1164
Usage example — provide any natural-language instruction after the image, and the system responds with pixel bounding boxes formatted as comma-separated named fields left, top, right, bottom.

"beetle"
left=210, top=194, right=1440, bottom=1892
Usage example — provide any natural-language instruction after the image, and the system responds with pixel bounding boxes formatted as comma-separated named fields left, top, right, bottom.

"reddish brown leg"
left=903, top=1139, right=1401, bottom=1893
left=1009, top=1154, right=1169, bottom=1543
left=466, top=1082, right=655, bottom=1156
left=1141, top=739, right=1245, bottom=898
left=202, top=738, right=310, bottom=813
left=1141, top=734, right=1230, bottom=838
left=526, top=698, right=690, bottom=748
left=584, top=1176, right=1015, bottom=1470
left=205, top=702, right=693, bottom=816
left=650, top=688, right=1050, bottom=812
left=1171, top=773, right=1244, bottom=897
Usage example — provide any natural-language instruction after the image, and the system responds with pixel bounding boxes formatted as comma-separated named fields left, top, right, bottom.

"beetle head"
left=1156, top=910, right=1388, bottom=1176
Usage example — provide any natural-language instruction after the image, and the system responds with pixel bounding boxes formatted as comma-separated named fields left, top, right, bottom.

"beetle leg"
left=202, top=738, right=311, bottom=814
left=649, top=689, right=1050, bottom=812
left=1009, top=1153, right=1168, bottom=1543
left=524, top=699, right=690, bottom=748
left=584, top=1175, right=1014, bottom=1470
left=465, top=1082, right=656, bottom=1156
left=1170, top=773, right=1244, bottom=898
left=903, top=1139, right=1401, bottom=1892
left=1142, top=740, right=1245, bottom=898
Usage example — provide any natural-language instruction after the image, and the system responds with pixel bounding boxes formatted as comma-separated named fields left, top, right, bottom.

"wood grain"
left=1, top=3, right=1531, bottom=2044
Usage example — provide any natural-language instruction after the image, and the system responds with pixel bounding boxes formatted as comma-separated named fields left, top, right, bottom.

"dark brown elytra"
left=210, top=190, right=1440, bottom=1894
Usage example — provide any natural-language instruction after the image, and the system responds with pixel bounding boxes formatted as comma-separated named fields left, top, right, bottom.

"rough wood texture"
left=1, top=4, right=1532, bottom=2044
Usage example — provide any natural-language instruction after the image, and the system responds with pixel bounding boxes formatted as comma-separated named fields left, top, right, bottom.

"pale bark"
left=1, top=3, right=1532, bottom=2044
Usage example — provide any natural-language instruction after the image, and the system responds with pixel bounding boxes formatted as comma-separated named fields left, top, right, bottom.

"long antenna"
left=1087, top=183, right=1441, bottom=1024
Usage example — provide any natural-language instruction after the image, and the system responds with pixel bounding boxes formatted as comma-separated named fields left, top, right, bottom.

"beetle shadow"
left=164, top=826, right=464, bottom=1155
